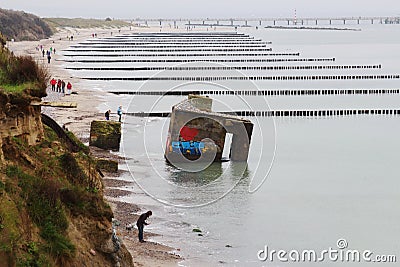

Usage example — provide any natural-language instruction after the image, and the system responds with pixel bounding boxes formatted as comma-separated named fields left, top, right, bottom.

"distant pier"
left=129, top=16, right=400, bottom=27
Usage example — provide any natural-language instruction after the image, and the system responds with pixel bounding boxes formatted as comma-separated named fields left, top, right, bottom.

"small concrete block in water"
left=89, top=121, right=121, bottom=150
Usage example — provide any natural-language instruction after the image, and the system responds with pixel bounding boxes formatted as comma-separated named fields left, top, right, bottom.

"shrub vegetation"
left=0, top=32, right=48, bottom=96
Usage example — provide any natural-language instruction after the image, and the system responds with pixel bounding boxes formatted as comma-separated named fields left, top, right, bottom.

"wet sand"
left=10, top=26, right=182, bottom=267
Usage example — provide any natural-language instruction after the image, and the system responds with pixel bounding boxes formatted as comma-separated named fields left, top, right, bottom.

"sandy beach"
left=9, top=26, right=182, bottom=267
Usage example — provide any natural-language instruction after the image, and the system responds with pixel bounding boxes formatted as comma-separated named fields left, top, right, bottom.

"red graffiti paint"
left=180, top=126, right=199, bottom=141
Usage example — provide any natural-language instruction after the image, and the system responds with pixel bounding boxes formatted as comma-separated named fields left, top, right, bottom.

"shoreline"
left=10, top=26, right=182, bottom=267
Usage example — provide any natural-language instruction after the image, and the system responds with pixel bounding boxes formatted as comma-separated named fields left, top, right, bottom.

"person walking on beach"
left=57, top=79, right=62, bottom=92
left=42, top=49, right=45, bottom=57
left=50, top=78, right=56, bottom=91
left=66, top=82, right=72, bottom=95
left=117, top=105, right=122, bottom=122
left=47, top=52, right=51, bottom=64
left=105, top=109, right=111, bottom=120
left=61, top=80, right=66, bottom=95
left=136, top=211, right=152, bottom=243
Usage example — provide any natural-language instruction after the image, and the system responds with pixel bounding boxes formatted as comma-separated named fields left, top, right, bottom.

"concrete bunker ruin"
left=165, top=95, right=253, bottom=163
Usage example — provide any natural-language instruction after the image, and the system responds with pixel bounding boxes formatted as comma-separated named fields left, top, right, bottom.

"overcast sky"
left=1, top=0, right=399, bottom=19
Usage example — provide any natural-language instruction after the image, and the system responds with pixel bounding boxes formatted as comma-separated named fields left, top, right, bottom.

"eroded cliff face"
left=0, top=92, right=43, bottom=161
left=0, top=92, right=134, bottom=266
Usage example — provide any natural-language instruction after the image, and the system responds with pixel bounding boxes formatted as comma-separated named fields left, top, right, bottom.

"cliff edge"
left=0, top=37, right=133, bottom=266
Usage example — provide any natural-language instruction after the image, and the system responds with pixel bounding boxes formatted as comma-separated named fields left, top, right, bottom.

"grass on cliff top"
left=0, top=45, right=48, bottom=96
left=0, top=82, right=37, bottom=93
left=44, top=17, right=131, bottom=30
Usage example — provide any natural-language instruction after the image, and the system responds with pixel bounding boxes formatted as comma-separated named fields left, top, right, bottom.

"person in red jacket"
left=50, top=78, right=56, bottom=91
left=66, top=82, right=72, bottom=95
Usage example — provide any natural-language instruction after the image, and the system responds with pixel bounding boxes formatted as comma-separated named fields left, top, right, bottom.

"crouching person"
left=136, top=211, right=152, bottom=243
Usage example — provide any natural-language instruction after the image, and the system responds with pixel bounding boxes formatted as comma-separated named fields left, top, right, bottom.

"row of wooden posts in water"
left=61, top=57, right=336, bottom=63
left=87, top=74, right=400, bottom=81
left=126, top=109, right=400, bottom=118
left=111, top=88, right=400, bottom=96
left=66, top=64, right=380, bottom=71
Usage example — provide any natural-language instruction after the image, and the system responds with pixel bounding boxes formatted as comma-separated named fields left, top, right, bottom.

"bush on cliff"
left=0, top=37, right=48, bottom=97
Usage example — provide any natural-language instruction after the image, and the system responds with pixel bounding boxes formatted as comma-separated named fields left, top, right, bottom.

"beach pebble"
left=89, top=249, right=96, bottom=256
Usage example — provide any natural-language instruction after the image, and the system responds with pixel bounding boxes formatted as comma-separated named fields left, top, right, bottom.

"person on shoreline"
left=117, top=105, right=122, bottom=122
left=61, top=80, right=66, bottom=95
left=47, top=51, right=51, bottom=64
left=57, top=79, right=62, bottom=92
left=50, top=78, right=56, bottom=91
left=105, top=109, right=111, bottom=120
left=66, top=82, right=72, bottom=95
left=136, top=211, right=152, bottom=243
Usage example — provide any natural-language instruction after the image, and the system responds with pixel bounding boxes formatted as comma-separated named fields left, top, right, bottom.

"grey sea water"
left=64, top=24, right=400, bottom=266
